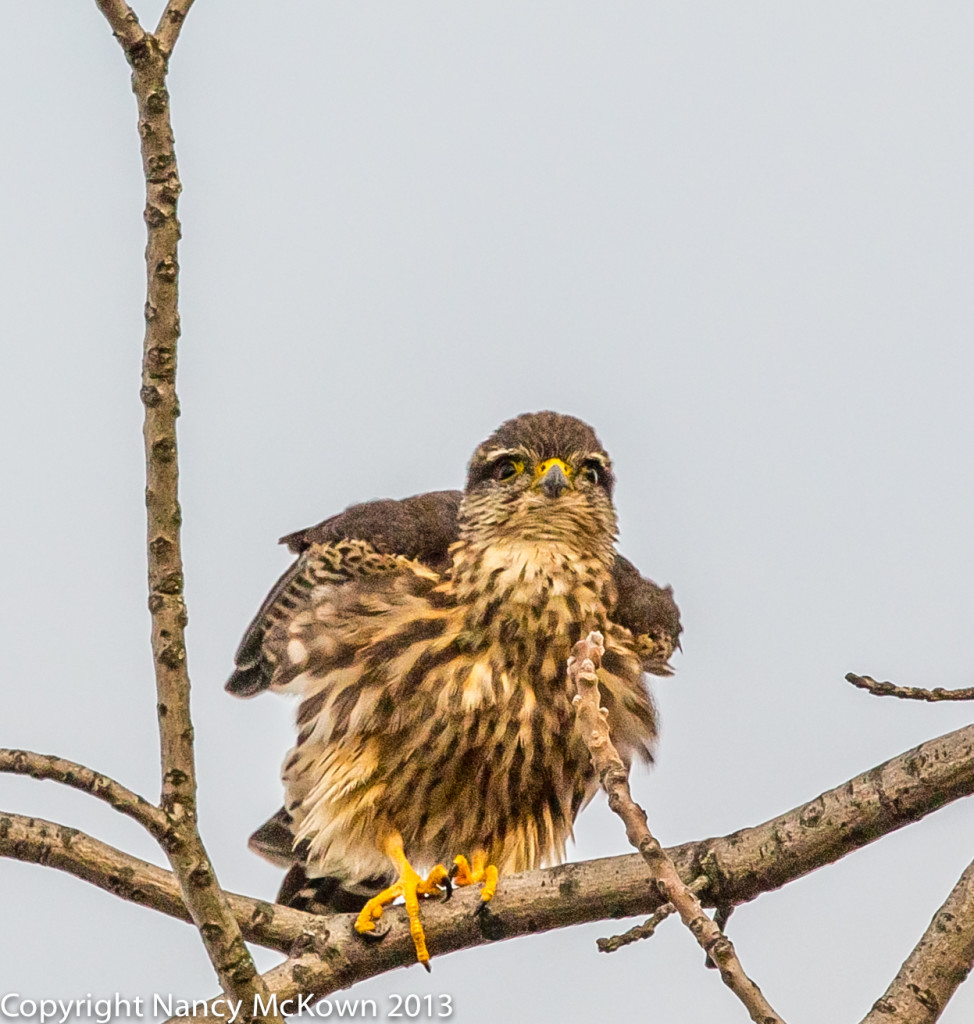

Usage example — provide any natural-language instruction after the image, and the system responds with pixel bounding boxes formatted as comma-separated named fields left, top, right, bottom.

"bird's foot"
left=450, top=851, right=498, bottom=914
left=354, top=836, right=449, bottom=970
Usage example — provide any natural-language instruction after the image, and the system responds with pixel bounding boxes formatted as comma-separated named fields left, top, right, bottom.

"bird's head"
left=458, top=411, right=618, bottom=562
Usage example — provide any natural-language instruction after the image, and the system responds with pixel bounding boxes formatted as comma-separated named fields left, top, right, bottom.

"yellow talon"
left=354, top=834, right=448, bottom=969
left=451, top=850, right=498, bottom=906
left=481, top=864, right=498, bottom=902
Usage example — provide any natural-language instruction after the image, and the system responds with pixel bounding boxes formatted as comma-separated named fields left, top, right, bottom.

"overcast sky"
left=3, top=2, right=974, bottom=1021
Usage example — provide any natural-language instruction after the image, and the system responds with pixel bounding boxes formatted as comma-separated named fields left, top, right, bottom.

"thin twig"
left=571, top=631, right=786, bottom=1024
left=93, top=8, right=281, bottom=1020
left=846, top=672, right=974, bottom=703
left=860, top=856, right=974, bottom=1024
left=0, top=749, right=170, bottom=839
left=598, top=876, right=708, bottom=953
left=597, top=904, right=676, bottom=952
left=155, top=0, right=197, bottom=56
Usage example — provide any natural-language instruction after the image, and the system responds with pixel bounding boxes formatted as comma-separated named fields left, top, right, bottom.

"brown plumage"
left=228, top=411, right=681, bottom=964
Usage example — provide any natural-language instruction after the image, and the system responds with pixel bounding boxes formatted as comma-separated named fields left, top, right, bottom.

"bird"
left=227, top=411, right=681, bottom=967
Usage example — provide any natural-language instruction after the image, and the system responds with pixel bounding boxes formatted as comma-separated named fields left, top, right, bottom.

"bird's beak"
left=535, top=459, right=573, bottom=499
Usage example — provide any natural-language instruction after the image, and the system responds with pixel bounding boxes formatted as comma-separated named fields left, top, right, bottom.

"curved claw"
left=452, top=852, right=499, bottom=912
left=354, top=835, right=449, bottom=967
left=357, top=918, right=391, bottom=942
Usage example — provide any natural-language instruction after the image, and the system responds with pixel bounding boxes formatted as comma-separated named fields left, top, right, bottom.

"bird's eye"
left=493, top=458, right=523, bottom=482
left=580, top=461, right=604, bottom=486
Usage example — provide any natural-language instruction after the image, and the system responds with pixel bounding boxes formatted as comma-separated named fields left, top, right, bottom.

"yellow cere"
left=534, top=458, right=574, bottom=480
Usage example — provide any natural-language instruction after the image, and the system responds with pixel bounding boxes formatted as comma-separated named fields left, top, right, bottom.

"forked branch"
left=6, top=7, right=973, bottom=1022
left=570, top=631, right=786, bottom=1024
left=5, top=716, right=974, bottom=1013
left=91, top=4, right=281, bottom=1019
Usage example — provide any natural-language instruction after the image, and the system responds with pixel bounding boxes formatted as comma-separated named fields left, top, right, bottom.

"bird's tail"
left=249, top=807, right=392, bottom=914
left=276, top=863, right=392, bottom=914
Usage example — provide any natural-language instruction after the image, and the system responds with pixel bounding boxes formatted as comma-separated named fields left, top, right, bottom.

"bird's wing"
left=610, top=554, right=683, bottom=674
left=283, top=488, right=682, bottom=664
left=281, top=489, right=464, bottom=571
left=226, top=491, right=462, bottom=698
left=237, top=545, right=445, bottom=891
left=226, top=538, right=439, bottom=697
left=228, top=489, right=681, bottom=694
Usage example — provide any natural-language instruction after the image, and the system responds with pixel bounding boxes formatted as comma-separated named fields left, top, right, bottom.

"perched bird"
left=228, top=411, right=680, bottom=967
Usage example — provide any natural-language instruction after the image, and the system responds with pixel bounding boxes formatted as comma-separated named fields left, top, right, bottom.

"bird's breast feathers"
left=277, top=536, right=656, bottom=879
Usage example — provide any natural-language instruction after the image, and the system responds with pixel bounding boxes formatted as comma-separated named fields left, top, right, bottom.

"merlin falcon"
left=227, top=411, right=681, bottom=967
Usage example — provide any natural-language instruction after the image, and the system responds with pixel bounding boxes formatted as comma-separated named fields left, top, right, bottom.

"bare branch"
left=597, top=875, right=708, bottom=953
left=6, top=716, right=974, bottom=1008
left=92, top=5, right=279, bottom=1016
left=861, top=857, right=974, bottom=1024
left=597, top=904, right=676, bottom=952
left=846, top=672, right=974, bottom=703
left=0, top=749, right=170, bottom=840
left=246, top=707, right=974, bottom=1009
left=0, top=811, right=316, bottom=950
left=130, top=30, right=265, bottom=1008
left=130, top=49, right=191, bottom=828
left=155, top=1, right=197, bottom=57
left=62, top=8, right=974, bottom=1022
left=570, top=632, right=785, bottom=1024
left=94, top=0, right=146, bottom=53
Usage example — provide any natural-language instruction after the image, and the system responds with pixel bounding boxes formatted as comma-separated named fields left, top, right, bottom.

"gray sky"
left=3, top=2, right=974, bottom=1021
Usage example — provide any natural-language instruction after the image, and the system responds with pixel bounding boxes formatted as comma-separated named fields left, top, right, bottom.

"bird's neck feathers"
left=448, top=491, right=618, bottom=644
left=455, top=489, right=618, bottom=556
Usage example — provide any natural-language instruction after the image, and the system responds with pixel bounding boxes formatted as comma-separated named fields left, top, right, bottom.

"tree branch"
left=0, top=749, right=170, bottom=840
left=846, top=673, right=974, bottom=703
left=861, top=856, right=974, bottom=1024
left=93, top=0, right=145, bottom=53
left=0, top=811, right=316, bottom=950
left=155, top=1, right=196, bottom=57
left=93, top=6, right=280, bottom=1019
left=5, top=718, right=974, bottom=983
left=570, top=632, right=785, bottom=1024
left=4, top=702, right=973, bottom=1015
left=152, top=719, right=974, bottom=1014
left=596, top=883, right=698, bottom=954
